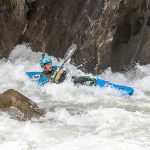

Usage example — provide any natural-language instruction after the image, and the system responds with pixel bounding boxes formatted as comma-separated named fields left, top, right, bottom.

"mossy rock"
left=0, top=0, right=17, bottom=19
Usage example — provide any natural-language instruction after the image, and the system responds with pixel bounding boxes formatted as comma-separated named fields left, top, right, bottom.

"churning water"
left=0, top=45, right=150, bottom=150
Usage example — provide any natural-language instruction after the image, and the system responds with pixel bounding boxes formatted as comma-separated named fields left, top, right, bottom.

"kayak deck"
left=96, top=77, right=134, bottom=96
left=26, top=72, right=134, bottom=95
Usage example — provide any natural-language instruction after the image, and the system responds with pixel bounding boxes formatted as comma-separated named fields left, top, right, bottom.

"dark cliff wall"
left=0, top=0, right=150, bottom=73
left=0, top=0, right=27, bottom=58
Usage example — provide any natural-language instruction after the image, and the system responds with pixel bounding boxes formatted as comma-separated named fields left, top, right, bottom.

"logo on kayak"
left=32, top=75, right=40, bottom=80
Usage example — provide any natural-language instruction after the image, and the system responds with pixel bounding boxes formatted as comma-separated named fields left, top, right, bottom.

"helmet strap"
left=42, top=54, right=45, bottom=58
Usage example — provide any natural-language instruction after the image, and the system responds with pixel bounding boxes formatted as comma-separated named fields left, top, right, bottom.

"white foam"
left=0, top=44, right=150, bottom=150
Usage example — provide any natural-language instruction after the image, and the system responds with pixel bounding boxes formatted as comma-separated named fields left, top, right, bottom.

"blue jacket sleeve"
left=38, top=76, right=51, bottom=86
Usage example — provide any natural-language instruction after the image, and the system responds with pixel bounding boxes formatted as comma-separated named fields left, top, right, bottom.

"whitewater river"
left=0, top=45, right=150, bottom=150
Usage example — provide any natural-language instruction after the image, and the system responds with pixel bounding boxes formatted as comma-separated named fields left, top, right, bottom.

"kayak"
left=26, top=72, right=134, bottom=96
left=26, top=72, right=52, bottom=86
left=73, top=76, right=134, bottom=96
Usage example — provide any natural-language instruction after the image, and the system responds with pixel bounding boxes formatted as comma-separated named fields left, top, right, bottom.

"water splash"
left=0, top=44, right=150, bottom=150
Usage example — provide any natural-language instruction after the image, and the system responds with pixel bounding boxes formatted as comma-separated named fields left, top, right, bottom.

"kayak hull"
left=73, top=76, right=134, bottom=96
left=96, top=77, right=134, bottom=96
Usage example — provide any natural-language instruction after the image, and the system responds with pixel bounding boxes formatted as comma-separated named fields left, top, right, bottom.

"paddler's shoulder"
left=52, top=65, right=60, bottom=70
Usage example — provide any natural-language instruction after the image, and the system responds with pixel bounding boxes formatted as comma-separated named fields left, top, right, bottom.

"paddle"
left=53, top=44, right=77, bottom=81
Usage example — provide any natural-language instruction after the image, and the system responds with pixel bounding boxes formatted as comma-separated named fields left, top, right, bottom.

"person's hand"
left=56, top=69, right=63, bottom=74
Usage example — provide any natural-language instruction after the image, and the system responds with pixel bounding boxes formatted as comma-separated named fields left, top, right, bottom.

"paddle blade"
left=54, top=44, right=77, bottom=80
left=64, top=44, right=77, bottom=62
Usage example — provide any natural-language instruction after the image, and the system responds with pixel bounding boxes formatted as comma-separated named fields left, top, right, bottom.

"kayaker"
left=39, top=55, right=67, bottom=84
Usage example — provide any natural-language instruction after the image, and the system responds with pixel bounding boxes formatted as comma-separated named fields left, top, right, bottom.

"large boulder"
left=0, top=89, right=44, bottom=120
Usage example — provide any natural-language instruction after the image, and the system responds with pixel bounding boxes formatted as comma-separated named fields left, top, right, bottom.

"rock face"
left=0, top=0, right=150, bottom=72
left=0, top=89, right=44, bottom=120
left=0, top=0, right=28, bottom=58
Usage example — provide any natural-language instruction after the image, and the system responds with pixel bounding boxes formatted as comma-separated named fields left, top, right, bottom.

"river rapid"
left=0, top=45, right=150, bottom=150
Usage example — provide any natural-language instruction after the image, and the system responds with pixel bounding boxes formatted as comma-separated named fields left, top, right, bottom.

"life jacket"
left=40, top=66, right=67, bottom=84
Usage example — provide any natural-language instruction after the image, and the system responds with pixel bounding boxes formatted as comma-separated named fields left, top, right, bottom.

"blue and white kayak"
left=96, top=77, right=134, bottom=95
left=73, top=76, right=134, bottom=96
left=26, top=72, right=134, bottom=96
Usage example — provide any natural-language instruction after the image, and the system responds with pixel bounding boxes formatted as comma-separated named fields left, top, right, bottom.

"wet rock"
left=0, top=94, right=11, bottom=109
left=0, top=0, right=150, bottom=72
left=21, top=0, right=150, bottom=72
left=0, top=0, right=28, bottom=58
left=0, top=89, right=44, bottom=120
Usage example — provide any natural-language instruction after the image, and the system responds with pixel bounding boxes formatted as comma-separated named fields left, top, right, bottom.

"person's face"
left=43, top=62, right=52, bottom=71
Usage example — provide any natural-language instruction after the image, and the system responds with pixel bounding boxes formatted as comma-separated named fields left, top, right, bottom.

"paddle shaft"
left=53, top=44, right=77, bottom=81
